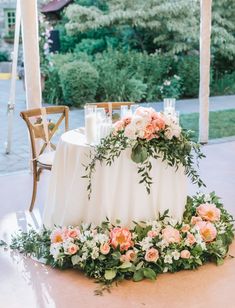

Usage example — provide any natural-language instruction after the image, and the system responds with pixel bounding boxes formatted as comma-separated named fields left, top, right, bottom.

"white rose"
left=124, top=124, right=137, bottom=140
left=171, top=250, right=180, bottom=260
left=164, top=255, right=173, bottom=264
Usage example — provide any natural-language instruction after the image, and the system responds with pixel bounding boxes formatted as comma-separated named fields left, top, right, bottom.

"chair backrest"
left=20, top=106, right=69, bottom=160
left=89, top=102, right=134, bottom=111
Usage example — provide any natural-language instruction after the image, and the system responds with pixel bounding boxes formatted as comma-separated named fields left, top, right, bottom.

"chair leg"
left=29, top=169, right=38, bottom=212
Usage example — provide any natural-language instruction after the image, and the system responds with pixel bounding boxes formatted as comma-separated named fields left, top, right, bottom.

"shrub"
left=177, top=56, right=200, bottom=98
left=0, top=50, right=9, bottom=62
left=211, top=72, right=235, bottom=96
left=59, top=60, right=99, bottom=106
left=156, top=75, right=183, bottom=99
left=43, top=53, right=76, bottom=105
left=93, top=49, right=147, bottom=102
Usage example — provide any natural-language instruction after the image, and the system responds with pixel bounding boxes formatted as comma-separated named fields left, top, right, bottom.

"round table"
left=43, top=130, right=188, bottom=228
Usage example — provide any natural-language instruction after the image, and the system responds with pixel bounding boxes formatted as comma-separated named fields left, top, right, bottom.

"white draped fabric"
left=20, top=0, right=42, bottom=110
left=199, top=0, right=212, bottom=143
left=43, top=130, right=188, bottom=228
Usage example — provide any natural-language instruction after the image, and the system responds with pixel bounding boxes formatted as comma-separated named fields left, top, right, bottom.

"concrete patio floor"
left=0, top=140, right=235, bottom=308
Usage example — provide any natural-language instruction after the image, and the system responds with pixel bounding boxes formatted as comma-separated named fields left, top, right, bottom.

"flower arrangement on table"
left=8, top=192, right=234, bottom=294
left=84, top=106, right=205, bottom=199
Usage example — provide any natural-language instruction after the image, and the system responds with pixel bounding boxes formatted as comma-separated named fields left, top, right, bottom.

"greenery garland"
left=4, top=192, right=234, bottom=295
left=83, top=127, right=205, bottom=199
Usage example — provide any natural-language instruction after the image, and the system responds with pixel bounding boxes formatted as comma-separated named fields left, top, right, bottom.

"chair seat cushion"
left=37, top=151, right=55, bottom=166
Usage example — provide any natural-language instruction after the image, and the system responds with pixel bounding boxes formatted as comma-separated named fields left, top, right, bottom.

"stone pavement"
left=0, top=79, right=235, bottom=174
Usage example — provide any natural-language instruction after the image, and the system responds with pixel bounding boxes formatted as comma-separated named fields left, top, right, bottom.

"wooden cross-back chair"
left=89, top=102, right=134, bottom=121
left=20, top=106, right=69, bottom=212
left=90, top=102, right=134, bottom=110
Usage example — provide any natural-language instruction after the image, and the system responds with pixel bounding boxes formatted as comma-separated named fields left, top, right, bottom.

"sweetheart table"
left=43, top=129, right=188, bottom=228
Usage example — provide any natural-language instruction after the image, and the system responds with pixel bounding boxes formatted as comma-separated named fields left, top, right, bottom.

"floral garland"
left=7, top=192, right=234, bottom=294
left=83, top=107, right=205, bottom=199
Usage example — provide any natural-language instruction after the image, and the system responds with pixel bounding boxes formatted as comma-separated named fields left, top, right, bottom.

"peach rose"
left=125, top=250, right=137, bottom=262
left=145, top=248, right=159, bottom=262
left=67, top=244, right=79, bottom=255
left=147, top=230, right=159, bottom=238
left=180, top=250, right=191, bottom=259
left=120, top=255, right=129, bottom=263
left=67, top=228, right=79, bottom=239
left=110, top=227, right=133, bottom=251
left=196, top=203, right=221, bottom=222
left=123, top=116, right=131, bottom=126
left=162, top=226, right=181, bottom=244
left=50, top=229, right=64, bottom=244
left=114, top=120, right=124, bottom=132
left=191, top=216, right=202, bottom=225
left=144, top=123, right=155, bottom=140
left=198, top=221, right=217, bottom=242
left=187, top=233, right=196, bottom=245
left=181, top=224, right=190, bottom=233
left=100, top=243, right=110, bottom=255
left=152, top=117, right=165, bottom=131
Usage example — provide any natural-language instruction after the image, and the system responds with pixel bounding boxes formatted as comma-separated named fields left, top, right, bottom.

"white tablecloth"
left=43, top=130, right=188, bottom=228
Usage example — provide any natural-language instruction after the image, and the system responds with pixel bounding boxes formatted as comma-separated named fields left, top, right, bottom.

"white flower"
left=164, top=255, right=173, bottom=264
left=91, top=247, right=99, bottom=260
left=174, top=75, right=180, bottom=80
left=163, top=217, right=177, bottom=226
left=163, top=267, right=169, bottom=273
left=204, top=194, right=211, bottom=202
left=124, top=124, right=137, bottom=140
left=199, top=242, right=207, bottom=251
left=81, top=252, right=88, bottom=261
left=164, top=80, right=171, bottom=86
left=62, top=239, right=74, bottom=251
left=50, top=243, right=61, bottom=260
left=139, top=237, right=153, bottom=251
left=171, top=250, right=180, bottom=260
left=158, top=239, right=169, bottom=250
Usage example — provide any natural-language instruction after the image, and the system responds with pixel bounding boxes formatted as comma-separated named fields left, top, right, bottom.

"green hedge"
left=42, top=50, right=233, bottom=106
left=59, top=60, right=99, bottom=106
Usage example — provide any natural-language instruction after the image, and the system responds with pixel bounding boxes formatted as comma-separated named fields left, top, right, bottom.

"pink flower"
left=152, top=116, right=165, bottom=131
left=196, top=203, right=221, bottom=222
left=180, top=250, right=191, bottom=259
left=123, top=116, right=131, bottom=126
left=110, top=227, right=133, bottom=251
left=181, top=224, right=190, bottom=233
left=67, top=244, right=79, bottom=255
left=186, top=233, right=196, bottom=245
left=145, top=248, right=159, bottom=262
left=147, top=230, right=159, bottom=238
left=191, top=216, right=202, bottom=225
left=198, top=221, right=217, bottom=242
left=114, top=120, right=124, bottom=132
left=143, top=123, right=155, bottom=140
left=162, top=226, right=181, bottom=244
left=100, top=243, right=110, bottom=255
left=125, top=250, right=137, bottom=262
left=124, top=124, right=137, bottom=140
left=67, top=228, right=79, bottom=239
left=50, top=229, right=64, bottom=244
left=120, top=255, right=129, bottom=263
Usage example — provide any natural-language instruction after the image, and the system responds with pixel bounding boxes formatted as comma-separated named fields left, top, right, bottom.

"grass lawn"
left=180, top=109, right=235, bottom=141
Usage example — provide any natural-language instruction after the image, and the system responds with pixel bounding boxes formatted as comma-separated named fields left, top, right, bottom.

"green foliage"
left=0, top=50, right=10, bottom=62
left=157, top=75, right=183, bottom=99
left=59, top=60, right=99, bottom=106
left=211, top=72, right=235, bottom=96
left=8, top=192, right=235, bottom=293
left=177, top=56, right=200, bottom=98
left=43, top=53, right=75, bottom=104
left=93, top=49, right=147, bottom=102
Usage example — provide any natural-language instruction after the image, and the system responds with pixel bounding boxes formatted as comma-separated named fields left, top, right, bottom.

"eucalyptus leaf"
left=104, top=269, right=117, bottom=280
left=131, top=145, right=148, bottom=164
left=118, top=261, right=132, bottom=269
left=133, top=269, right=144, bottom=282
